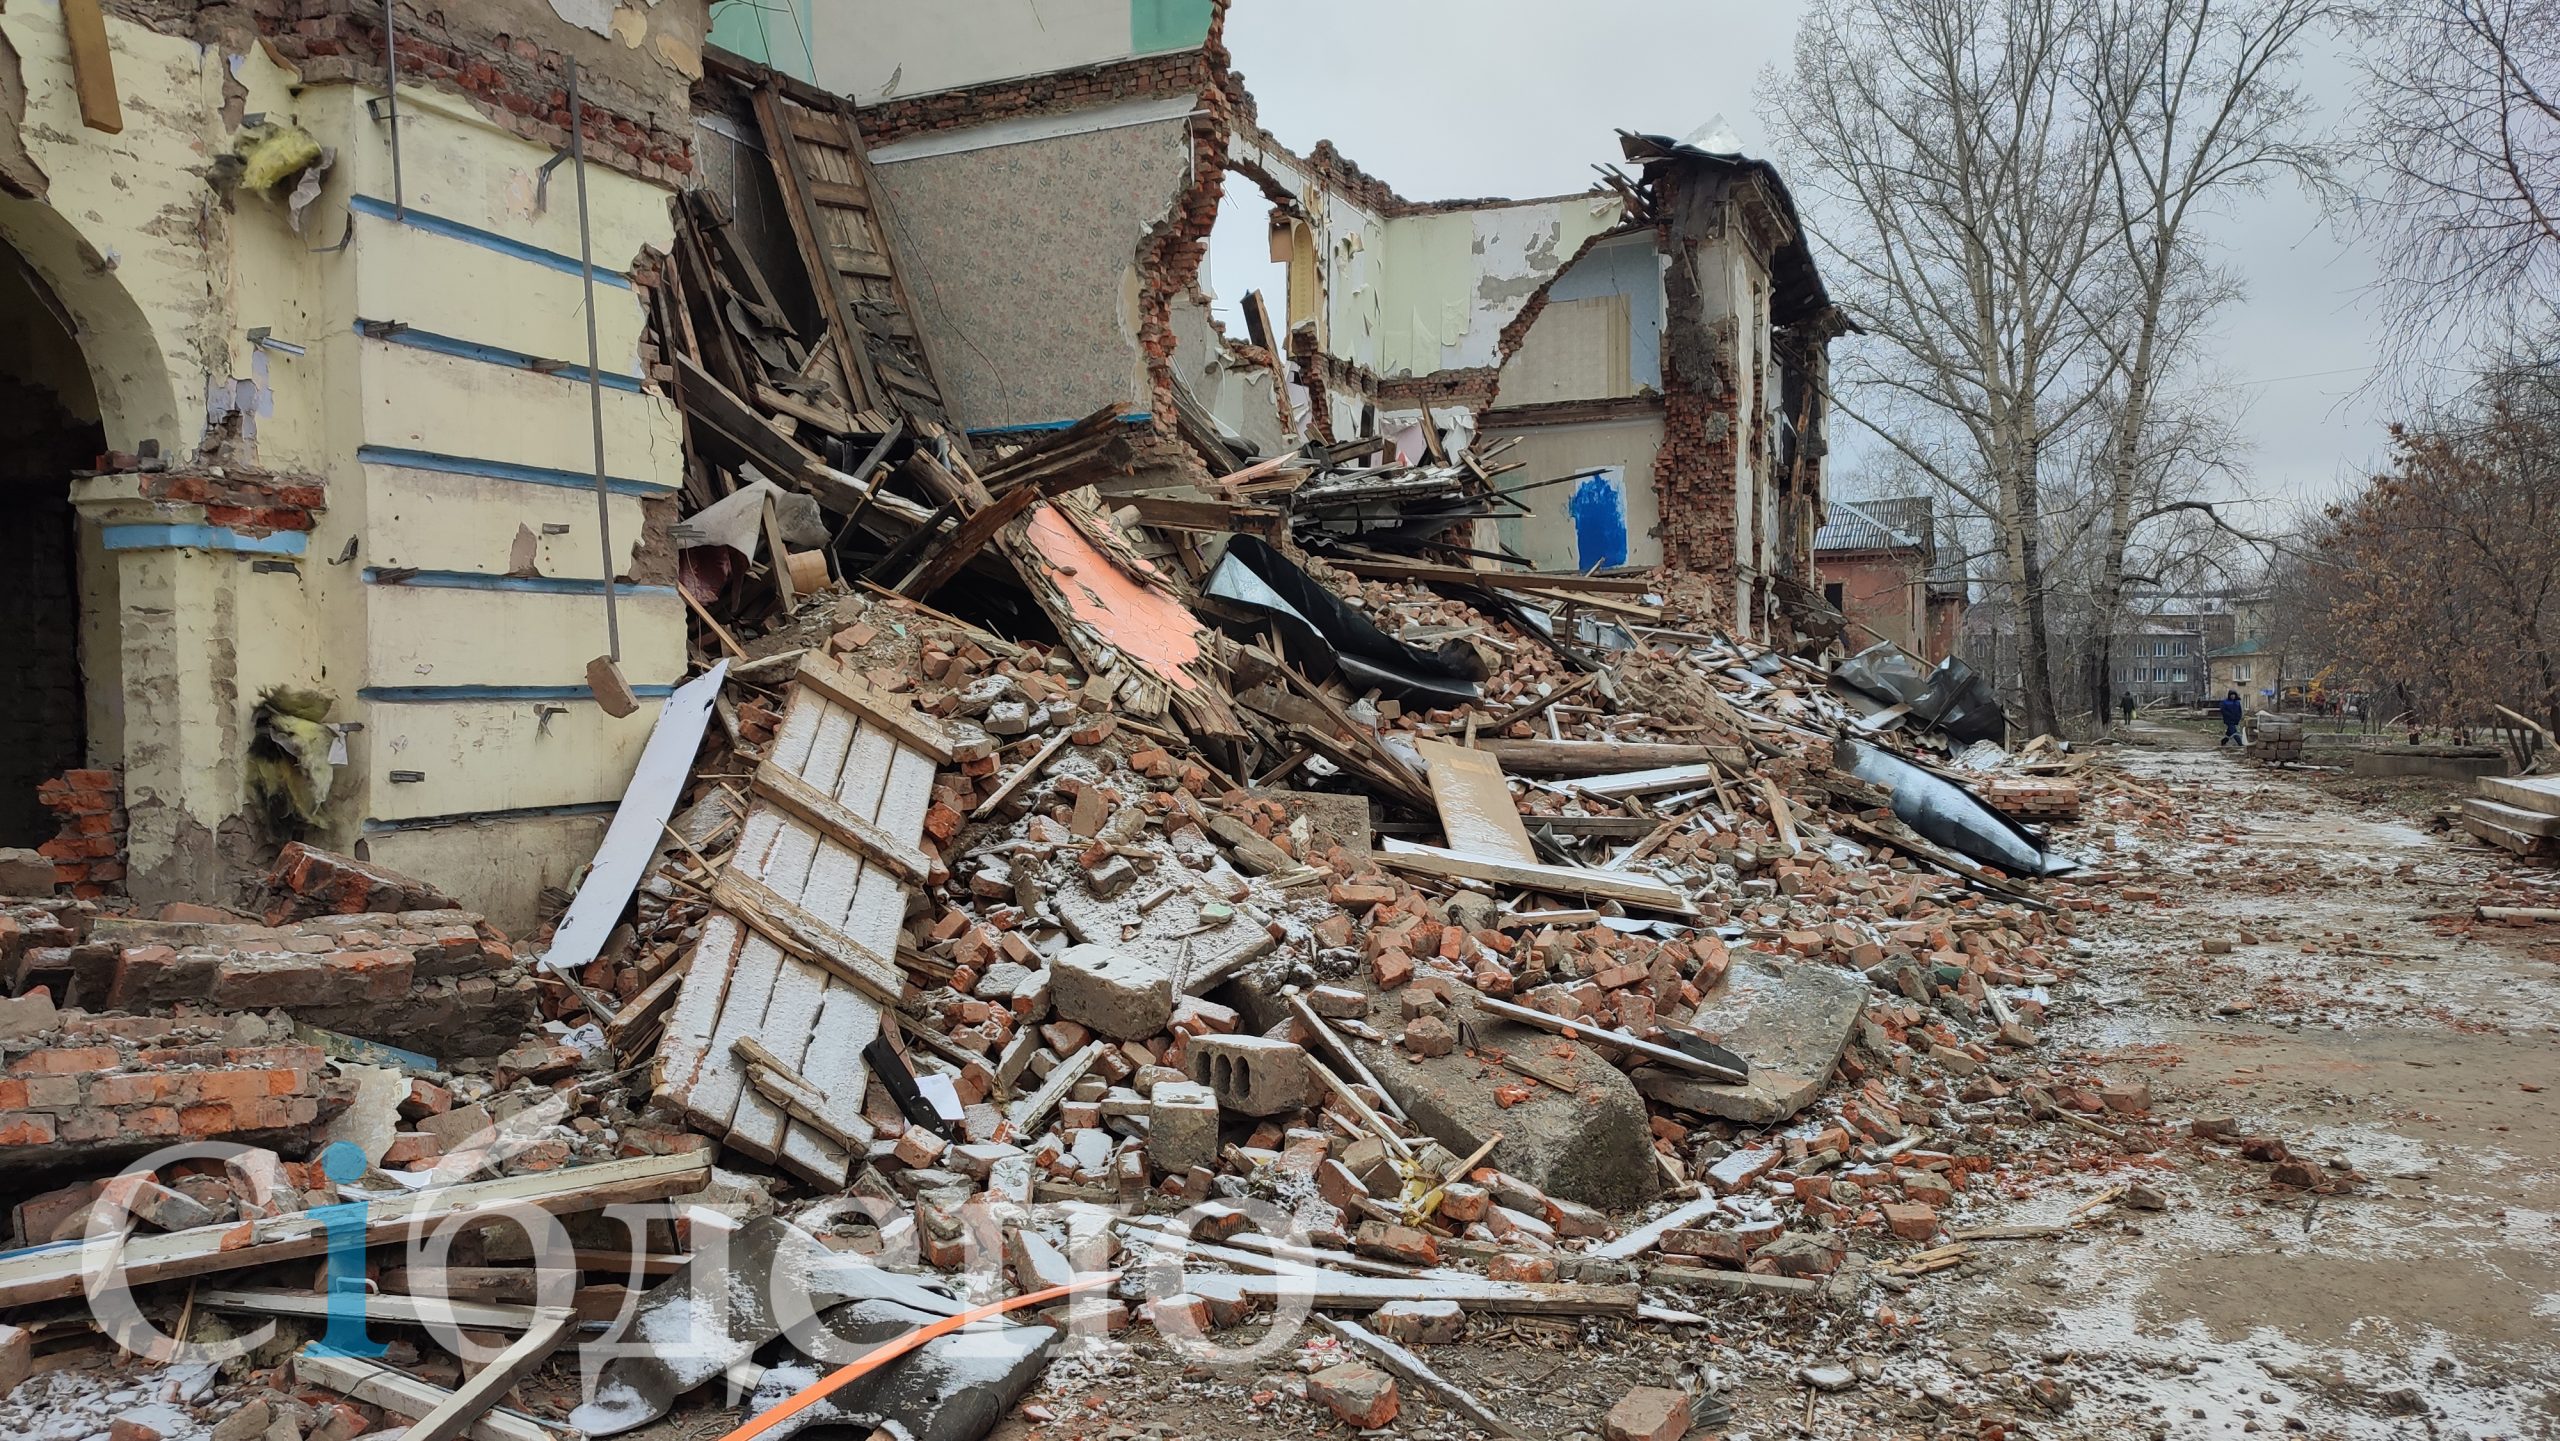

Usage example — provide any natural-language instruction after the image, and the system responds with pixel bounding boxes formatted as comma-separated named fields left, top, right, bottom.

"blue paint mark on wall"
left=1569, top=470, right=1629, bottom=571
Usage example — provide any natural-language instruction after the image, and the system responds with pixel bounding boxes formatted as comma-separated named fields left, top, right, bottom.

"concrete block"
left=1184, top=1033, right=1313, bottom=1117
left=1051, top=943, right=1173, bottom=1041
left=1147, top=1080, right=1220, bottom=1176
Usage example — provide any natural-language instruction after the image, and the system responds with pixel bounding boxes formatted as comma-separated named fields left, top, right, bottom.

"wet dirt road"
left=1895, top=730, right=2560, bottom=1440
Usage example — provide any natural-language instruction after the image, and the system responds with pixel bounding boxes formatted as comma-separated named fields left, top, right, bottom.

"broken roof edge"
left=1229, top=119, right=1615, bottom=221
left=1620, top=129, right=1839, bottom=330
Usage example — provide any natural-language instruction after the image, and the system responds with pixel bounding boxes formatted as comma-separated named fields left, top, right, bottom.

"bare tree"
left=2078, top=0, right=2332, bottom=722
left=1768, top=0, right=2121, bottom=735
left=2361, top=0, right=2560, bottom=350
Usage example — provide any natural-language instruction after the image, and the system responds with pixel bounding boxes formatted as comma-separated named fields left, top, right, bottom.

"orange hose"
left=713, top=1271, right=1117, bottom=1441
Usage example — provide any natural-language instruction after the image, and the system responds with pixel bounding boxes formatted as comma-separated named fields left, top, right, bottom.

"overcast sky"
left=1209, top=0, right=2394, bottom=521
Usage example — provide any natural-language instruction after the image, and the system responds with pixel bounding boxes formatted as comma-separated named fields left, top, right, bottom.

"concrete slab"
left=1051, top=862, right=1276, bottom=994
left=1636, top=957, right=1869, bottom=1125
left=1347, top=984, right=1660, bottom=1213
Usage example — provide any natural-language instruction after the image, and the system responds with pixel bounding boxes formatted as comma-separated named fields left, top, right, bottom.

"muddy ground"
left=1026, top=725, right=2560, bottom=1441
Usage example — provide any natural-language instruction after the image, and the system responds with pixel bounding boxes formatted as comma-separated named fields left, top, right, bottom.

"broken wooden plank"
left=1181, top=1270, right=1642, bottom=1316
left=1646, top=1263, right=1822, bottom=1297
left=1588, top=1195, right=1725, bottom=1262
left=1417, top=738, right=1538, bottom=863
left=971, top=728, right=1075, bottom=820
left=788, top=652, right=953, bottom=762
left=197, top=1289, right=547, bottom=1333
left=1474, top=995, right=1746, bottom=1083
left=711, top=868, right=904, bottom=1007
left=0, top=1153, right=709, bottom=1307
left=1008, top=1040, right=1103, bottom=1134
left=1479, top=741, right=1748, bottom=778
left=734, top=1036, right=873, bottom=1149
left=396, top=1307, right=580, bottom=1441
left=1374, top=840, right=1696, bottom=917
left=61, top=0, right=122, bottom=133
left=752, top=758, right=930, bottom=883
left=1319, top=1315, right=1523, bottom=1438
left=292, top=1351, right=556, bottom=1441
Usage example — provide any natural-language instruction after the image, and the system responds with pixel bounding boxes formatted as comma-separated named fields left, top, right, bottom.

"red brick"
left=1602, top=1386, right=1692, bottom=1441
left=1307, top=1362, right=1399, bottom=1429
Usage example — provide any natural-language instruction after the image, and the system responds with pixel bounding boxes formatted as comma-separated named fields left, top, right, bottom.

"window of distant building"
left=1825, top=582, right=1845, bottom=609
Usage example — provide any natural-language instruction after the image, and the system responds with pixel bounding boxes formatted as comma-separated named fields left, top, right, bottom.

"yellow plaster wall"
left=363, top=465, right=663, bottom=581
left=5, top=7, right=689, bottom=912
left=363, top=697, right=672, bottom=822
left=363, top=586, right=684, bottom=692
left=0, top=2, right=223, bottom=452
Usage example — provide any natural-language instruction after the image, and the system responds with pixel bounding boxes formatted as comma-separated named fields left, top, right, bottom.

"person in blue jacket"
left=2220, top=690, right=2246, bottom=747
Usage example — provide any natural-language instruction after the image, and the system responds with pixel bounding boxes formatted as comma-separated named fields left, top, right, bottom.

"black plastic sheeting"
left=1202, top=535, right=1484, bottom=709
left=1834, top=643, right=2008, bottom=745
left=1837, top=738, right=2075, bottom=878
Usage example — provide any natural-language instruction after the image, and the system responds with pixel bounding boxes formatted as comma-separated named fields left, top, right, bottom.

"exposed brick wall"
left=857, top=49, right=1226, bottom=149
left=37, top=769, right=126, bottom=899
left=1236, top=126, right=1604, bottom=222
left=102, top=0, right=695, bottom=183
left=1654, top=386, right=1739, bottom=612
left=82, top=464, right=327, bottom=535
left=1129, top=3, right=1234, bottom=450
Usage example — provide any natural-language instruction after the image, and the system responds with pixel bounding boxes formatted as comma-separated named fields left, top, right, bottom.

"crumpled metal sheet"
left=1833, top=643, right=2008, bottom=745
left=1202, top=536, right=1483, bottom=709
left=1837, top=738, right=2073, bottom=877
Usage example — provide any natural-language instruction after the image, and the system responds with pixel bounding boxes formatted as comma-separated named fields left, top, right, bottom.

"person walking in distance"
left=2220, top=690, right=2246, bottom=748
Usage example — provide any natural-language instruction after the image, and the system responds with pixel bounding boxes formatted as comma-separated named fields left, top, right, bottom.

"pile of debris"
left=0, top=60, right=2196, bottom=1441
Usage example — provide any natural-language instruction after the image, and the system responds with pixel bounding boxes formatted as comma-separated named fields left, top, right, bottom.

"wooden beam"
left=971, top=728, right=1075, bottom=820
left=1472, top=995, right=1745, bottom=1082
left=197, top=1288, right=548, bottom=1333
left=897, top=480, right=1044, bottom=598
left=1372, top=841, right=1697, bottom=917
left=1476, top=740, right=1747, bottom=777
left=292, top=1352, right=556, bottom=1441
left=752, top=759, right=930, bottom=883
left=61, top=0, right=122, bottom=133
left=789, top=652, right=954, bottom=762
left=1327, top=559, right=1657, bottom=596
left=0, top=1153, right=709, bottom=1307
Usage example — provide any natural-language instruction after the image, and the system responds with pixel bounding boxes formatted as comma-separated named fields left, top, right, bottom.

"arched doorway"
left=0, top=244, right=102, bottom=847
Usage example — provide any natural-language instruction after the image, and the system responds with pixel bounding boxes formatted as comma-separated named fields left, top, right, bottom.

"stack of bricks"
left=65, top=910, right=537, bottom=1059
left=35, top=767, right=124, bottom=899
left=260, top=841, right=461, bottom=924
left=0, top=995, right=350, bottom=1173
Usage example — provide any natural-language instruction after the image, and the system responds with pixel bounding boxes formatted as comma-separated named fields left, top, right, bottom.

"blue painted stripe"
left=357, top=445, right=676, bottom=497
left=361, top=567, right=678, bottom=597
left=355, top=321, right=645, bottom=393
left=359, top=684, right=678, bottom=703
left=967, top=411, right=1154, bottom=437
left=363, top=800, right=622, bottom=834
left=102, top=524, right=309, bottom=555
left=348, top=195, right=634, bottom=289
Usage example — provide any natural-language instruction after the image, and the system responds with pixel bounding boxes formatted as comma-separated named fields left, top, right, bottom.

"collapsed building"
left=0, top=0, right=1845, bottom=931
left=0, top=6, right=2204, bottom=1441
